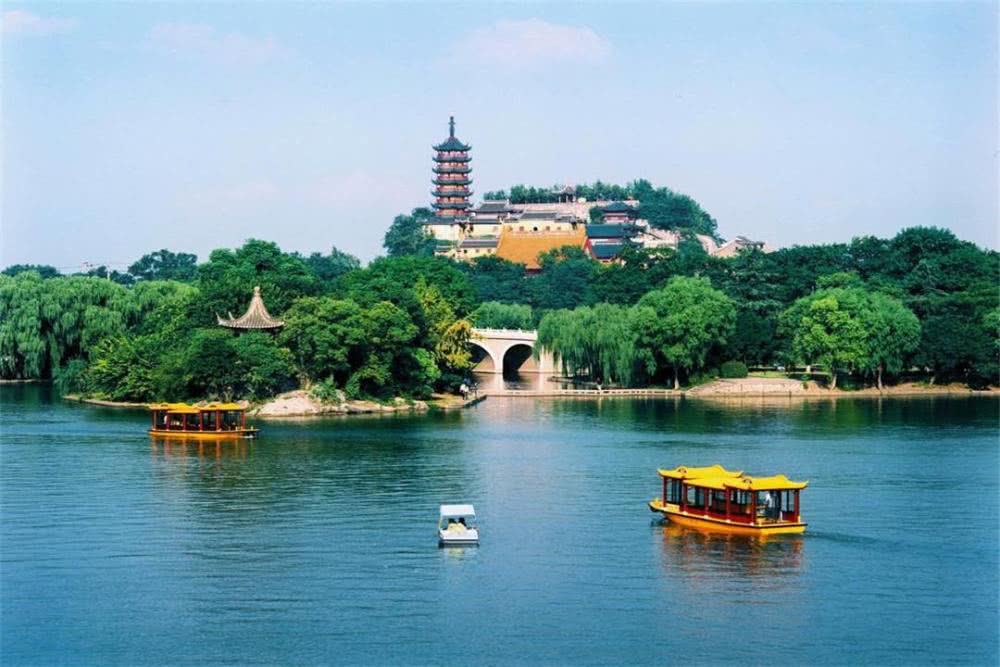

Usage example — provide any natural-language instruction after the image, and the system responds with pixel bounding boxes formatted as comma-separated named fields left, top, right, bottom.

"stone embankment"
left=252, top=390, right=482, bottom=418
left=688, top=378, right=808, bottom=396
left=253, top=390, right=428, bottom=417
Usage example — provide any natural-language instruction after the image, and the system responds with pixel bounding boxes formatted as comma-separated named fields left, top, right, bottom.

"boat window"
left=710, top=490, right=727, bottom=512
left=684, top=486, right=706, bottom=506
left=667, top=480, right=682, bottom=504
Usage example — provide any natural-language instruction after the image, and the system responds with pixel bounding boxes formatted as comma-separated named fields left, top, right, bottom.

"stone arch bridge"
left=469, top=328, right=556, bottom=375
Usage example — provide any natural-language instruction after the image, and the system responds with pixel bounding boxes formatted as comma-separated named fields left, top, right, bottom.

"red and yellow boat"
left=148, top=403, right=258, bottom=439
left=649, top=464, right=808, bottom=536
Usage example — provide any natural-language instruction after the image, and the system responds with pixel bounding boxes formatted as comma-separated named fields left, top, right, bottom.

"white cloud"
left=149, top=22, right=283, bottom=65
left=2, top=10, right=77, bottom=35
left=450, top=19, right=612, bottom=69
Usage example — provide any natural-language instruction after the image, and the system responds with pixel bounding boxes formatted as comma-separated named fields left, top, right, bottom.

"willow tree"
left=0, top=272, right=135, bottom=379
left=633, top=276, right=736, bottom=389
left=536, top=304, right=638, bottom=386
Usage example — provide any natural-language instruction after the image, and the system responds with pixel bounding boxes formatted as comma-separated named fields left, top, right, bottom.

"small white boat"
left=438, top=504, right=479, bottom=546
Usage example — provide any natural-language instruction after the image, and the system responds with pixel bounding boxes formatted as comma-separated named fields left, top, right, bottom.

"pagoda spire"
left=431, top=116, right=472, bottom=221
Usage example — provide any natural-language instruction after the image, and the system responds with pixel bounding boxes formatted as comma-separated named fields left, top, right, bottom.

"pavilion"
left=217, top=286, right=285, bottom=332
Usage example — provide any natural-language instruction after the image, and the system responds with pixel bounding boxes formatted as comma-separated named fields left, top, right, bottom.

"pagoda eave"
left=432, top=189, right=473, bottom=198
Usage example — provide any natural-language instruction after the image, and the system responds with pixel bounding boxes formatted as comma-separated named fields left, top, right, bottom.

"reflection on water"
left=656, top=521, right=804, bottom=580
left=151, top=438, right=253, bottom=460
left=473, top=371, right=582, bottom=392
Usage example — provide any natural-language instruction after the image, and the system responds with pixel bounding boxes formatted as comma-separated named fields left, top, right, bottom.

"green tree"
left=232, top=332, right=297, bottom=399
left=0, top=273, right=135, bottom=380
left=301, top=247, right=361, bottom=283
left=528, top=247, right=597, bottom=311
left=462, top=255, right=527, bottom=303
left=196, top=239, right=319, bottom=326
left=183, top=329, right=241, bottom=399
left=780, top=289, right=868, bottom=389
left=2, top=264, right=60, bottom=279
left=279, top=297, right=367, bottom=387
left=128, top=249, right=198, bottom=282
left=470, top=302, right=534, bottom=330
left=633, top=276, right=736, bottom=388
left=858, top=292, right=921, bottom=389
left=536, top=303, right=639, bottom=386
left=383, top=207, right=435, bottom=257
left=338, top=255, right=476, bottom=319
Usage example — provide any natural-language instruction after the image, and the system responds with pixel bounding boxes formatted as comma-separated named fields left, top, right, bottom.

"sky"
left=2, top=2, right=996, bottom=271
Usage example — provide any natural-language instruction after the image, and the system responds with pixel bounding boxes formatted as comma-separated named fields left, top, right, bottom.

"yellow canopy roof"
left=149, top=402, right=244, bottom=413
left=658, top=465, right=743, bottom=480
left=680, top=476, right=732, bottom=490
left=724, top=475, right=808, bottom=491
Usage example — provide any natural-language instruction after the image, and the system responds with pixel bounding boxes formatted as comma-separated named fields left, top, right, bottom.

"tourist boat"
left=438, top=504, right=479, bottom=545
left=148, top=403, right=258, bottom=439
left=648, top=465, right=808, bottom=535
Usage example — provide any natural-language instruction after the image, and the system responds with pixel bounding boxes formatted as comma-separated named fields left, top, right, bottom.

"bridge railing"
left=471, top=328, right=538, bottom=337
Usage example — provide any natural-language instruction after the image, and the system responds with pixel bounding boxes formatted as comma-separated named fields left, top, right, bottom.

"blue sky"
left=2, top=2, right=996, bottom=271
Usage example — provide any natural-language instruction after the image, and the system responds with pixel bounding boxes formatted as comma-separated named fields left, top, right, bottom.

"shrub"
left=720, top=360, right=748, bottom=378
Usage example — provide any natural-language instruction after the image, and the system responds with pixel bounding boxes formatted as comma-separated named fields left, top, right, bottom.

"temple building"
left=217, top=286, right=285, bottom=332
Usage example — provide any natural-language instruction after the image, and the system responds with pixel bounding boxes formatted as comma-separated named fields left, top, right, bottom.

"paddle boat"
left=438, top=504, right=479, bottom=546
left=148, top=403, right=258, bottom=439
left=649, top=464, right=808, bottom=535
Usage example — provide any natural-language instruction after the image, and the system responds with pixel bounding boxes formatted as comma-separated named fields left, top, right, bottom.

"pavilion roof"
left=217, top=286, right=285, bottom=330
left=601, top=201, right=639, bottom=214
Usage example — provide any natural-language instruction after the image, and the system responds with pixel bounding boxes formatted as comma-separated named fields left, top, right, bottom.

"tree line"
left=2, top=225, right=997, bottom=400
left=477, top=179, right=719, bottom=238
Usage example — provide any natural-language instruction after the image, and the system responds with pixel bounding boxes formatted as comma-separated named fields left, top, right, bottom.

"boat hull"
left=149, top=429, right=258, bottom=439
left=438, top=529, right=479, bottom=546
left=649, top=500, right=806, bottom=536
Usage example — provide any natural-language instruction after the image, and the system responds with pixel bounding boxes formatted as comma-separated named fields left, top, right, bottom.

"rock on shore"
left=252, top=390, right=428, bottom=418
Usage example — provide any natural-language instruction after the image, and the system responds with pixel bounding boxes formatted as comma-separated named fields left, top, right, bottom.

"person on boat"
left=763, top=491, right=776, bottom=518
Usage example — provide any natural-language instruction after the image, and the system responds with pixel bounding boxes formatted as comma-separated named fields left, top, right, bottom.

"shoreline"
left=56, top=382, right=999, bottom=414
left=61, top=390, right=485, bottom=416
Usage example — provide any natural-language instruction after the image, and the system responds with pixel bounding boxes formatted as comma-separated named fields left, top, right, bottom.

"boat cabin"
left=438, top=504, right=479, bottom=545
left=148, top=403, right=257, bottom=439
left=650, top=465, right=808, bottom=535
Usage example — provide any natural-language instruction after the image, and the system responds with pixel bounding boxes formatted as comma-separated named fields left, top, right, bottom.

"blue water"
left=1, top=386, right=997, bottom=665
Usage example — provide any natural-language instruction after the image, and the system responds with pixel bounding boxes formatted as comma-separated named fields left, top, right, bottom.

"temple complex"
left=217, top=286, right=285, bottom=332
left=421, top=117, right=770, bottom=269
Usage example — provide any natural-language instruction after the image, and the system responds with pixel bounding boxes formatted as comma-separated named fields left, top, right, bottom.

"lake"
left=1, top=385, right=997, bottom=665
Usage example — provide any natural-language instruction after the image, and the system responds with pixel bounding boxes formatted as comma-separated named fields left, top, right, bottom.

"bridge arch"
left=468, top=328, right=554, bottom=375
left=502, top=343, right=537, bottom=374
left=469, top=340, right=498, bottom=373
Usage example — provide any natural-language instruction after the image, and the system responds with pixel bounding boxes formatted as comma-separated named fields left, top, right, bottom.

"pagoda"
left=431, top=116, right=472, bottom=222
left=217, top=286, right=285, bottom=332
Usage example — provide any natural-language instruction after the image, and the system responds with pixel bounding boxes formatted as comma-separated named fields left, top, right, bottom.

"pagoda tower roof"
left=433, top=116, right=471, bottom=152
left=217, top=286, right=285, bottom=330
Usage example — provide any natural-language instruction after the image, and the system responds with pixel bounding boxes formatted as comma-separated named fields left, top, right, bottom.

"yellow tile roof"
left=149, top=402, right=245, bottom=413
left=658, top=464, right=743, bottom=480
left=495, top=228, right=587, bottom=270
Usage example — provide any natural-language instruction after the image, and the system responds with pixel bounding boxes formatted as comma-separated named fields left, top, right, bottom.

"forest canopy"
left=2, top=226, right=996, bottom=401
